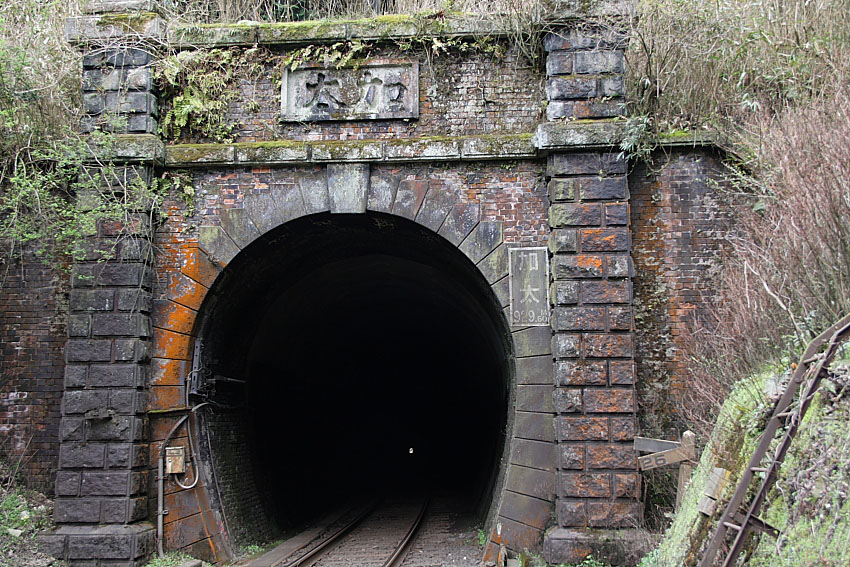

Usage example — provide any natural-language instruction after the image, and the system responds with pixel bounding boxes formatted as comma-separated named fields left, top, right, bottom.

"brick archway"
left=150, top=162, right=555, bottom=562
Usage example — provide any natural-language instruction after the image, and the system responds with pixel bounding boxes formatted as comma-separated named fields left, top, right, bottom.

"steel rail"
left=276, top=501, right=380, bottom=567
left=381, top=498, right=429, bottom=567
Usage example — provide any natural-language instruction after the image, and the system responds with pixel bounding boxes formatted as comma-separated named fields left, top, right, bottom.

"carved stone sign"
left=509, top=247, right=550, bottom=327
left=281, top=59, right=419, bottom=122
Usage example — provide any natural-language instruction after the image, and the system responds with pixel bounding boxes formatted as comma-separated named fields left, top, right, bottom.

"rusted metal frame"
left=699, top=312, right=850, bottom=567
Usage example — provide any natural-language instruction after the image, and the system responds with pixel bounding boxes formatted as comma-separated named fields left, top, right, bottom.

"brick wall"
left=217, top=46, right=544, bottom=144
left=629, top=147, right=736, bottom=437
left=0, top=252, right=67, bottom=493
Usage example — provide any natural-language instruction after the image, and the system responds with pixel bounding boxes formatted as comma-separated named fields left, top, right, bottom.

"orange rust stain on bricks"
left=150, top=385, right=184, bottom=410
left=153, top=300, right=197, bottom=336
left=150, top=358, right=187, bottom=387
left=181, top=246, right=220, bottom=289
left=169, top=273, right=208, bottom=312
left=152, top=328, right=192, bottom=361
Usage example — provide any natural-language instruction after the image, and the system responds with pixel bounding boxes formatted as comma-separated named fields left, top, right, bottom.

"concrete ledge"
left=533, top=120, right=626, bottom=150
left=86, top=0, right=161, bottom=13
left=165, top=134, right=535, bottom=167
left=168, top=14, right=507, bottom=48
left=66, top=13, right=163, bottom=43
left=543, top=527, right=653, bottom=566
left=89, top=134, right=165, bottom=165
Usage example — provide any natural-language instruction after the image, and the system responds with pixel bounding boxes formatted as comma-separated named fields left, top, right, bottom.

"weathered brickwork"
left=224, top=48, right=543, bottom=144
left=0, top=253, right=67, bottom=493
left=629, top=148, right=736, bottom=436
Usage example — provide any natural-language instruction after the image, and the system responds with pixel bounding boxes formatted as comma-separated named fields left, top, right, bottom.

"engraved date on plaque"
left=281, top=60, right=419, bottom=122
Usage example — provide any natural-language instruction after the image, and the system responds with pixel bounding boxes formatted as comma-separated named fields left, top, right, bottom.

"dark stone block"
left=65, top=366, right=89, bottom=389
left=554, top=307, right=606, bottom=331
left=81, top=471, right=130, bottom=497
left=104, top=93, right=157, bottom=116
left=556, top=416, right=609, bottom=441
left=548, top=229, right=577, bottom=253
left=547, top=77, right=597, bottom=100
left=516, top=355, right=554, bottom=385
left=604, top=203, right=628, bottom=225
left=70, top=290, right=115, bottom=312
left=550, top=203, right=603, bottom=227
left=36, top=532, right=67, bottom=559
left=59, top=443, right=106, bottom=468
left=54, top=499, right=101, bottom=523
left=116, top=289, right=152, bottom=313
left=607, top=255, right=631, bottom=278
left=580, top=177, right=627, bottom=200
left=517, top=385, right=555, bottom=413
left=92, top=314, right=151, bottom=338
left=560, top=472, right=612, bottom=498
left=513, top=327, right=553, bottom=357
left=560, top=445, right=586, bottom=469
left=68, top=534, right=134, bottom=560
left=587, top=444, right=638, bottom=469
left=546, top=51, right=573, bottom=75
left=579, top=228, right=629, bottom=252
left=101, top=499, right=128, bottom=523
left=66, top=339, right=112, bottom=362
left=515, top=412, right=555, bottom=442
left=499, top=490, right=552, bottom=530
left=63, top=390, right=110, bottom=415
left=86, top=416, right=141, bottom=442
left=506, top=465, right=556, bottom=501
left=60, top=418, right=86, bottom=442
left=109, top=390, right=144, bottom=415
left=580, top=281, right=631, bottom=304
left=552, top=334, right=580, bottom=359
left=114, top=339, right=149, bottom=362
left=599, top=76, right=625, bottom=98
left=608, top=307, right=633, bottom=331
left=582, top=334, right=633, bottom=358
left=552, top=281, right=579, bottom=305
left=55, top=472, right=81, bottom=497
left=584, top=389, right=635, bottom=413
left=90, top=365, right=143, bottom=388
left=574, top=51, right=625, bottom=75
left=552, top=255, right=604, bottom=279
left=510, top=438, right=556, bottom=471
left=553, top=388, right=582, bottom=413
left=555, top=501, right=587, bottom=528
left=555, top=360, right=607, bottom=386
left=609, top=360, right=635, bottom=384
left=68, top=315, right=91, bottom=337
left=546, top=100, right=625, bottom=121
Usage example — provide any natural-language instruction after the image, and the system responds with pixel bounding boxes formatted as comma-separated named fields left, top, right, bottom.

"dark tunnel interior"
left=193, top=213, right=513, bottom=540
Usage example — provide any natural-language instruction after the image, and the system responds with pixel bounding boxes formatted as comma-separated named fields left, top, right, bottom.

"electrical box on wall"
left=165, top=446, right=186, bottom=474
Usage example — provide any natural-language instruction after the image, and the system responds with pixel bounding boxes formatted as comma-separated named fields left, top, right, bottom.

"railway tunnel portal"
left=191, top=213, right=513, bottom=545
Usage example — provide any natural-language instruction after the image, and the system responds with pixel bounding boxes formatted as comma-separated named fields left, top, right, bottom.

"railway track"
left=248, top=497, right=429, bottom=567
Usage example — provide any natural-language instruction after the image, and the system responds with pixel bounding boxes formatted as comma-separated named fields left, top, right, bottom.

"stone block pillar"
left=39, top=2, right=163, bottom=565
left=539, top=25, right=644, bottom=564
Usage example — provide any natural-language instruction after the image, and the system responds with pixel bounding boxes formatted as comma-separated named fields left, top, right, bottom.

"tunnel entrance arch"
left=189, top=211, right=518, bottom=553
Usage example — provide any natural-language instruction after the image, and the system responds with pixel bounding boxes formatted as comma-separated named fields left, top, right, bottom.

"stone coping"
left=166, top=133, right=536, bottom=167
left=84, top=124, right=664, bottom=167
left=164, top=125, right=629, bottom=167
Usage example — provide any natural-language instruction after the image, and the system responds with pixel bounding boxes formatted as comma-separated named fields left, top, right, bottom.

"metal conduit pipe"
left=156, top=402, right=209, bottom=557
left=157, top=414, right=187, bottom=557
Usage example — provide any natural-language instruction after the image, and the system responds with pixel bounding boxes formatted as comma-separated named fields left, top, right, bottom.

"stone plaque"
left=509, top=247, right=550, bottom=327
left=281, top=59, right=419, bottom=122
